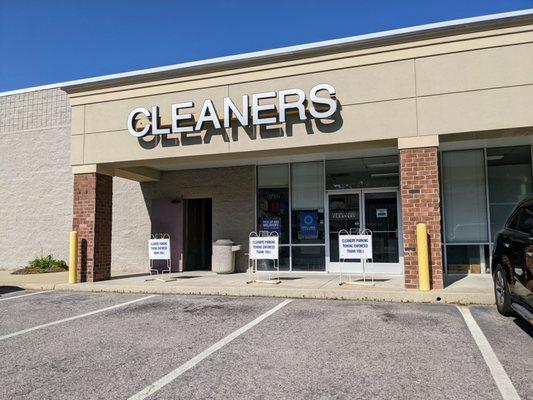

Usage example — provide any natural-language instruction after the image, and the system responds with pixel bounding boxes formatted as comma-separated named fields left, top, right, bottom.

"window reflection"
left=441, top=145, right=533, bottom=274
left=446, top=245, right=490, bottom=274
left=257, top=165, right=290, bottom=245
left=291, top=162, right=325, bottom=247
left=488, top=146, right=533, bottom=241
left=257, top=188, right=290, bottom=244
left=292, top=246, right=325, bottom=271
left=326, top=156, right=399, bottom=190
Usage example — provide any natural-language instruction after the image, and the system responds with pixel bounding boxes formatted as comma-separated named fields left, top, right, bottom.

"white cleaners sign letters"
left=127, top=84, right=337, bottom=137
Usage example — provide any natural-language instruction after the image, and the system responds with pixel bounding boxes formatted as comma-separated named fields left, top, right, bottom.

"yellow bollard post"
left=416, top=223, right=430, bottom=291
left=69, top=231, right=78, bottom=284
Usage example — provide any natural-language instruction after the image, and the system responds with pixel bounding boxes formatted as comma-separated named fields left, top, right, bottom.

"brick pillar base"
left=400, top=147, right=443, bottom=290
left=73, top=173, right=113, bottom=282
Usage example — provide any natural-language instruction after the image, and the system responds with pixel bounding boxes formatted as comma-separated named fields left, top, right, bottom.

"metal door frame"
left=325, top=189, right=362, bottom=272
left=325, top=187, right=403, bottom=274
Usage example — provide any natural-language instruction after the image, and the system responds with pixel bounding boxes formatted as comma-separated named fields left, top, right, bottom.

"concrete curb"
left=0, top=281, right=494, bottom=305
left=39, top=283, right=494, bottom=305
left=0, top=283, right=58, bottom=291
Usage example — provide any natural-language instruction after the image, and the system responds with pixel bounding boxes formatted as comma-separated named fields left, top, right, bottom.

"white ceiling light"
left=370, top=173, right=399, bottom=178
left=366, top=162, right=399, bottom=168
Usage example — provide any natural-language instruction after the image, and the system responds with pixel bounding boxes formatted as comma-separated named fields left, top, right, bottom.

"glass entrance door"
left=327, top=191, right=362, bottom=272
left=327, top=189, right=402, bottom=274
left=328, top=192, right=361, bottom=260
left=363, top=191, right=401, bottom=273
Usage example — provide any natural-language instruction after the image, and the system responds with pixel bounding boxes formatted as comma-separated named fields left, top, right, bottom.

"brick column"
left=400, top=147, right=443, bottom=290
left=72, top=173, right=113, bottom=282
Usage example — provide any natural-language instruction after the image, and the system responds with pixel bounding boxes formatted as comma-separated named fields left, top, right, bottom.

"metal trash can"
left=212, top=239, right=241, bottom=274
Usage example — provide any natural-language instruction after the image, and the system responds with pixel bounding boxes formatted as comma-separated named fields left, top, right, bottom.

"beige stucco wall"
left=112, top=166, right=255, bottom=272
left=0, top=90, right=72, bottom=269
left=68, top=24, right=533, bottom=169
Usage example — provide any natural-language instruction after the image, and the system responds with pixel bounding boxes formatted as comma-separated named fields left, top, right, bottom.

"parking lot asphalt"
left=0, top=289, right=531, bottom=400
left=469, top=306, right=533, bottom=400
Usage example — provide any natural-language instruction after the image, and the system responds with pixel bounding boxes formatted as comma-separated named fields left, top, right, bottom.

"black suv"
left=492, top=198, right=533, bottom=324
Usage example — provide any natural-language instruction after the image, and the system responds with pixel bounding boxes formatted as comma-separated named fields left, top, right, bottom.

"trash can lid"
left=213, top=239, right=234, bottom=246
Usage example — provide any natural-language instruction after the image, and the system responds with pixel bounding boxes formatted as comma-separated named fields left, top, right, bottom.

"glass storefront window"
left=445, top=245, right=490, bottom=274
left=487, top=146, right=533, bottom=241
left=441, top=145, right=533, bottom=274
left=257, top=165, right=290, bottom=244
left=328, top=193, right=361, bottom=262
left=291, top=162, right=325, bottom=245
left=326, top=156, right=399, bottom=190
left=257, top=162, right=326, bottom=271
left=257, top=159, right=401, bottom=272
left=364, top=192, right=399, bottom=263
left=292, top=246, right=325, bottom=271
left=257, top=246, right=290, bottom=271
left=257, top=187, right=290, bottom=244
left=442, top=150, right=488, bottom=243
left=258, top=164, right=289, bottom=187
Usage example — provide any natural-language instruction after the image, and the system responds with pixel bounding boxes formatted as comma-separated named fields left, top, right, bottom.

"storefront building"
left=1, top=11, right=532, bottom=289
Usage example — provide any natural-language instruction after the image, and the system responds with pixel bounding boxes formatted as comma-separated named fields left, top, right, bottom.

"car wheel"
left=494, top=265, right=513, bottom=316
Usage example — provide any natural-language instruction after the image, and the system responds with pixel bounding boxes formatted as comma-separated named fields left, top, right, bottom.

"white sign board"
left=338, top=235, right=372, bottom=259
left=249, top=236, right=279, bottom=260
left=149, top=238, right=171, bottom=260
left=376, top=208, right=387, bottom=218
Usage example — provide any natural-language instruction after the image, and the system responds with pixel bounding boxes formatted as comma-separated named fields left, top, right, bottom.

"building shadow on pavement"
left=0, top=286, right=25, bottom=296
left=109, top=272, right=151, bottom=280
left=444, top=274, right=470, bottom=287
left=513, top=317, right=533, bottom=338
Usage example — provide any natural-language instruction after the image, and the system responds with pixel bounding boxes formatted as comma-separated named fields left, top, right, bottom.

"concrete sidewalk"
left=0, top=269, right=495, bottom=305
left=0, top=270, right=69, bottom=290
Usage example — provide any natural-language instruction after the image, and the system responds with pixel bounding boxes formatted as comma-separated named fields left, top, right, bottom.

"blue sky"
left=0, top=0, right=531, bottom=92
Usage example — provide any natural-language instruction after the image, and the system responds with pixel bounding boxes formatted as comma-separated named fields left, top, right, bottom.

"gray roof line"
left=1, top=8, right=532, bottom=97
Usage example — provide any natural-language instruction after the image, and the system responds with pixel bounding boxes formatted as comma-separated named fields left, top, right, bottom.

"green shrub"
left=28, top=255, right=67, bottom=270
left=12, top=255, right=68, bottom=275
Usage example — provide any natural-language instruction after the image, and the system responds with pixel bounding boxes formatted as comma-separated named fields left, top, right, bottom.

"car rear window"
left=506, top=210, right=520, bottom=229
left=516, top=206, right=533, bottom=235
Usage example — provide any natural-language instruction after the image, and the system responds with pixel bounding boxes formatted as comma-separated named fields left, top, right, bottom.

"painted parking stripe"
left=0, top=295, right=158, bottom=341
left=0, top=290, right=50, bottom=302
left=457, top=306, right=520, bottom=400
left=129, top=299, right=293, bottom=400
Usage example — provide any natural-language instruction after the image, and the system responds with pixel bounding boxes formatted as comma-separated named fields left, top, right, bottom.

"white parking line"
left=0, top=295, right=158, bottom=341
left=0, top=290, right=50, bottom=302
left=457, top=306, right=520, bottom=400
left=128, top=299, right=293, bottom=400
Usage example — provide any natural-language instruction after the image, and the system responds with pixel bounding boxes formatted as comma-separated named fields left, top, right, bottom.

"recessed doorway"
left=184, top=198, right=212, bottom=270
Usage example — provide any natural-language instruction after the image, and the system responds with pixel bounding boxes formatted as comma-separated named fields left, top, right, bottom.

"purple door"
left=150, top=199, right=184, bottom=272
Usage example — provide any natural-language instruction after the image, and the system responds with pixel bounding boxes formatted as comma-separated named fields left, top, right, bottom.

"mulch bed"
left=11, top=265, right=68, bottom=275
